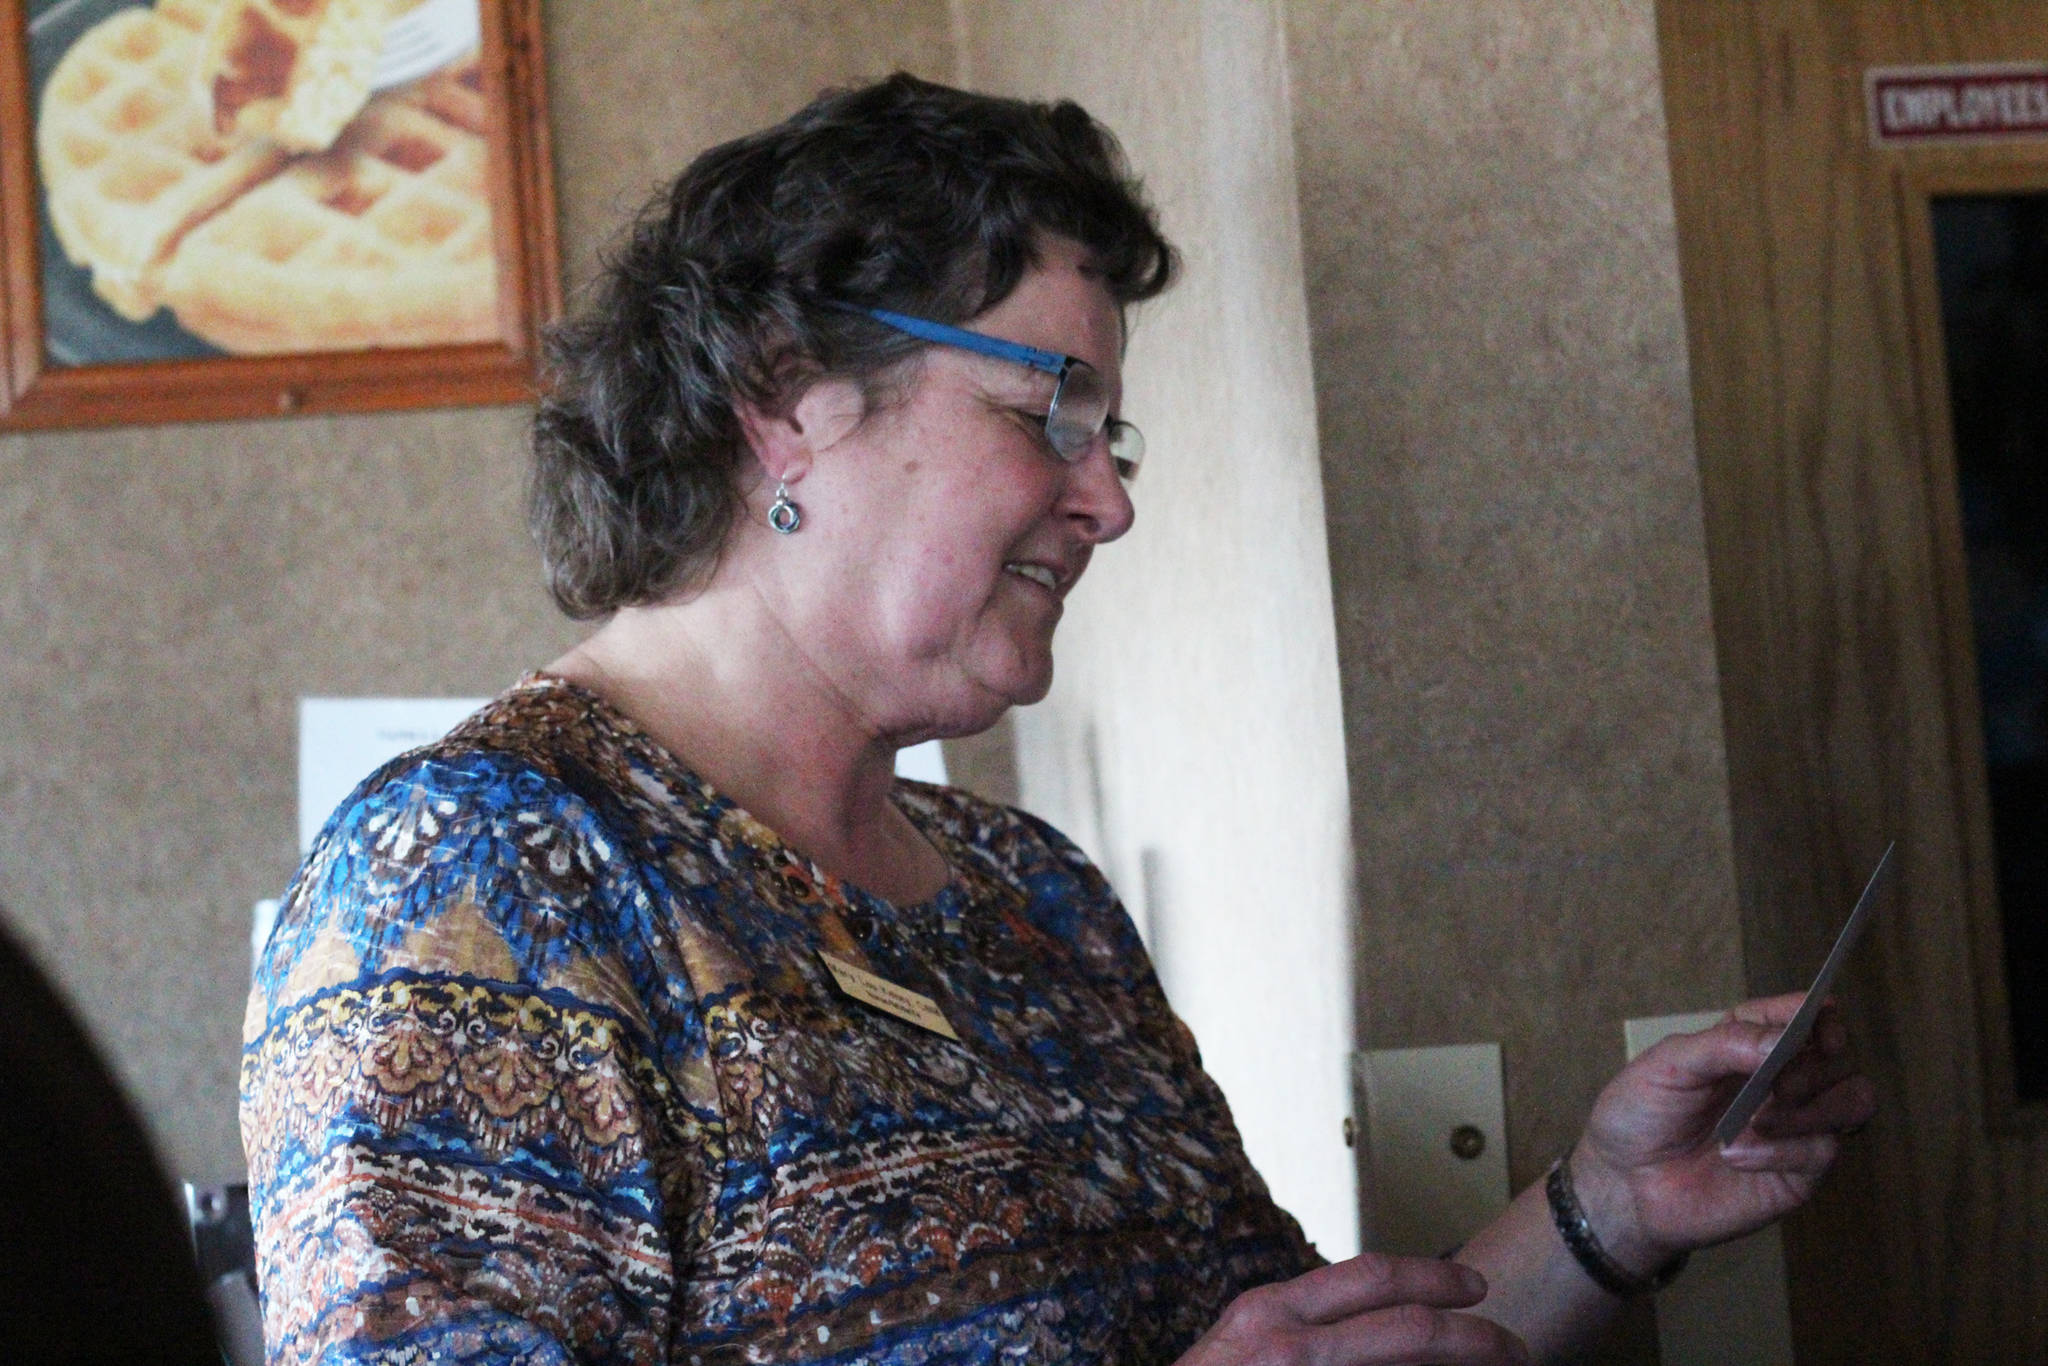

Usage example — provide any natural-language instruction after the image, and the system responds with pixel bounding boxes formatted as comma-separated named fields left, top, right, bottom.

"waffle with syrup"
left=36, top=0, right=495, bottom=354
left=198, top=0, right=396, bottom=153
left=158, top=65, right=497, bottom=353
left=35, top=0, right=287, bottom=321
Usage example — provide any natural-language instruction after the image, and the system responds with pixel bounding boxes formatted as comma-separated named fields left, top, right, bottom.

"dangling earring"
left=767, top=479, right=802, bottom=534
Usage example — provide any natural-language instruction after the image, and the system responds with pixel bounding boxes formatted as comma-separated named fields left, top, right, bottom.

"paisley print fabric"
left=241, top=675, right=1315, bottom=1364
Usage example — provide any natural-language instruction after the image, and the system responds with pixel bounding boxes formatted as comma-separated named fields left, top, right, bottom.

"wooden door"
left=1657, top=2, right=2048, bottom=1361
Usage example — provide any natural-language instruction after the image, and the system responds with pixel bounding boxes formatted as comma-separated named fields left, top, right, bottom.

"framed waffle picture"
left=0, top=0, right=559, bottom=430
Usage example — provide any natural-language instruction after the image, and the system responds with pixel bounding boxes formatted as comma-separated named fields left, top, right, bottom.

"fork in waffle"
left=158, top=86, right=497, bottom=352
left=36, top=0, right=287, bottom=320
left=199, top=0, right=398, bottom=153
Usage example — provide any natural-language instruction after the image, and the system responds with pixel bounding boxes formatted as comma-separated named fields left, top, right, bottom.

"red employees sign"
left=1868, top=64, right=2048, bottom=145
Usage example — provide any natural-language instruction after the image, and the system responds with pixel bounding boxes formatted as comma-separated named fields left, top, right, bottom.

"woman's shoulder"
left=302, top=674, right=676, bottom=853
left=253, top=677, right=673, bottom=1023
left=895, top=779, right=1149, bottom=976
left=893, top=779, right=1098, bottom=883
left=301, top=680, right=634, bottom=872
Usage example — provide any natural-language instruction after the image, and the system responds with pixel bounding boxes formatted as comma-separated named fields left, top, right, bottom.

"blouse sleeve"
left=240, top=753, right=700, bottom=1366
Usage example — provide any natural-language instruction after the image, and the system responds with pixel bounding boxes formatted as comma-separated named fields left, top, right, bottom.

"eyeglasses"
left=838, top=306, right=1144, bottom=481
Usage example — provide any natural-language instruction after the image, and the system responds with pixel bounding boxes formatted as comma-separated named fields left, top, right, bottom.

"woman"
left=242, top=74, right=1874, bottom=1365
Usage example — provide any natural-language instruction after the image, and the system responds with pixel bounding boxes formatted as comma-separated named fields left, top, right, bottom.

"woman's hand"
left=1566, top=992, right=1878, bottom=1274
left=1175, top=1255, right=1532, bottom=1366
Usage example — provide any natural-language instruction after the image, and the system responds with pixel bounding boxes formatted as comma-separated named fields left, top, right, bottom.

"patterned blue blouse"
left=241, top=675, right=1315, bottom=1364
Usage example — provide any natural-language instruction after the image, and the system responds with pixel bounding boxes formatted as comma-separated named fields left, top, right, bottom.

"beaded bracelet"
left=1544, top=1156, right=1689, bottom=1298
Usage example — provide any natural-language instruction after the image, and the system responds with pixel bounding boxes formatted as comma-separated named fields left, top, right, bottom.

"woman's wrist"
left=1547, top=1146, right=1688, bottom=1296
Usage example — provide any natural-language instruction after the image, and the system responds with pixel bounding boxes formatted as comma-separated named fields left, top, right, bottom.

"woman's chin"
left=945, top=659, right=1054, bottom=732
left=999, top=653, right=1056, bottom=708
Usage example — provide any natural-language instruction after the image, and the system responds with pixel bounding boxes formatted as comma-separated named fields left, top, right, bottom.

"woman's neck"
left=546, top=593, right=951, bottom=905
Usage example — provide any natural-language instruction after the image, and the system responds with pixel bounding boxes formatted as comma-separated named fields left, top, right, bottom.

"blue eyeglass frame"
left=833, top=304, right=1142, bottom=478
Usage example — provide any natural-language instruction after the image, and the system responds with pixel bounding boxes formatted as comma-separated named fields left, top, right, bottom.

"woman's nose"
left=1063, top=436, right=1136, bottom=543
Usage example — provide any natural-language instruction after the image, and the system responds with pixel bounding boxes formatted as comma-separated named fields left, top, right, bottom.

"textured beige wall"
left=544, top=2, right=953, bottom=290
left=0, top=409, right=561, bottom=1184
left=956, top=0, right=1361, bottom=1258
left=0, top=8, right=1741, bottom=1327
left=0, top=0, right=952, bottom=1184
left=1285, top=0, right=1742, bottom=1220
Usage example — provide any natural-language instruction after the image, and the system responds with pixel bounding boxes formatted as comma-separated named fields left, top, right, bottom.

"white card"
left=1713, top=842, right=1895, bottom=1146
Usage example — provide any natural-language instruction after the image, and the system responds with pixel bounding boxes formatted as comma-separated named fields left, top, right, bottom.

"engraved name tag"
left=819, top=951, right=960, bottom=1040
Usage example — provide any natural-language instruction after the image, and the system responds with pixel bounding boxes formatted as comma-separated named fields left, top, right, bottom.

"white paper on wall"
left=297, top=697, right=487, bottom=854
left=893, top=739, right=948, bottom=786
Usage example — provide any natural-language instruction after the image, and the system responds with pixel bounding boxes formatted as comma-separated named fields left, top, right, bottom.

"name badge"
left=819, top=951, right=960, bottom=1040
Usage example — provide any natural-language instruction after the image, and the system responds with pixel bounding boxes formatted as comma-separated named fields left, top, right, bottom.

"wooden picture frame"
left=0, top=0, right=558, bottom=431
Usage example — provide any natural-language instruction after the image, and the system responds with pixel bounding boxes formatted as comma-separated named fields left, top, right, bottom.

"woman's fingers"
left=1769, top=1010, right=1859, bottom=1102
left=1718, top=1129, right=1840, bottom=1176
left=1185, top=1257, right=1530, bottom=1366
left=1751, top=1074, right=1878, bottom=1138
left=1723, top=1002, right=1872, bottom=1137
left=1638, top=1011, right=1786, bottom=1093
left=1661, top=998, right=1866, bottom=1112
left=1242, top=1254, right=1485, bottom=1325
left=1727, top=991, right=1811, bottom=1030
left=1315, top=1302, right=1534, bottom=1365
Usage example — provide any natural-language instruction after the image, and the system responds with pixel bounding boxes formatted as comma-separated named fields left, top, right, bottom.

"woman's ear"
left=735, top=378, right=866, bottom=486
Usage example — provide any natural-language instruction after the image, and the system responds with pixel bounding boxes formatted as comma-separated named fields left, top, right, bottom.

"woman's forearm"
left=1452, top=1176, right=1632, bottom=1362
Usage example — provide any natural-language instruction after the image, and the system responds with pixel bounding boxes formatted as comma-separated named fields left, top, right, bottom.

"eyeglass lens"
left=1107, top=421, right=1144, bottom=481
left=1048, top=361, right=1143, bottom=481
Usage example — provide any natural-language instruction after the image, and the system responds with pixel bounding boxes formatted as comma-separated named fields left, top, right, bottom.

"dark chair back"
left=0, top=914, right=219, bottom=1362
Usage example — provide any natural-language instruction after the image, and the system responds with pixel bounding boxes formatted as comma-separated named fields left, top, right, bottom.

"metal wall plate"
left=1354, top=1042, right=1509, bottom=1257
